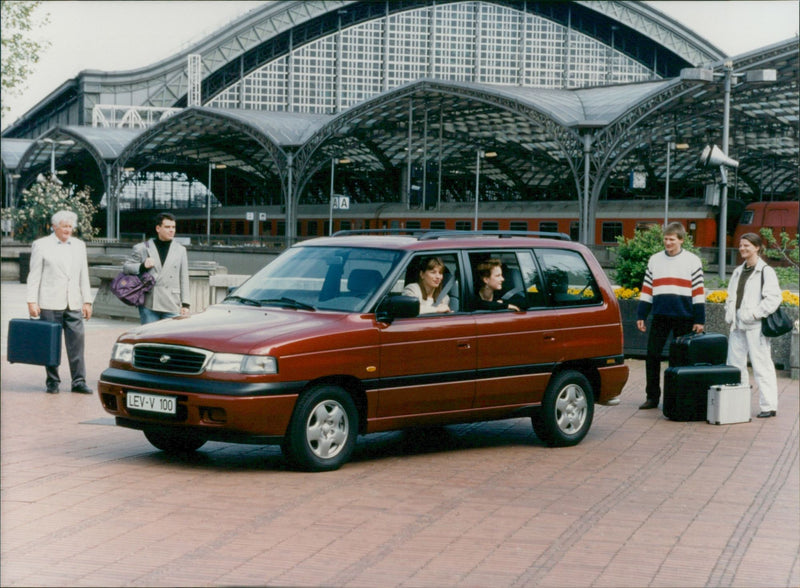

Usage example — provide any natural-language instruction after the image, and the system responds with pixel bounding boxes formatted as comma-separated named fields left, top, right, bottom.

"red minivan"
left=98, top=231, right=628, bottom=471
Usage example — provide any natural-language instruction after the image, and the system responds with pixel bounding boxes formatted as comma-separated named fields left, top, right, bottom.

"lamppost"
left=474, top=149, right=496, bottom=229
left=664, top=141, right=689, bottom=226
left=681, top=63, right=776, bottom=279
left=207, top=163, right=226, bottom=245
left=38, top=138, right=74, bottom=181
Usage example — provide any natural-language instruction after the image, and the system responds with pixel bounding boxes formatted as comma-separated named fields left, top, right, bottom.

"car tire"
left=531, top=370, right=594, bottom=447
left=284, top=385, right=357, bottom=472
left=143, top=428, right=207, bottom=453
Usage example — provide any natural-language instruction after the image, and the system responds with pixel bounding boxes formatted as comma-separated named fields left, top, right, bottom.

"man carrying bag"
left=122, top=212, right=190, bottom=324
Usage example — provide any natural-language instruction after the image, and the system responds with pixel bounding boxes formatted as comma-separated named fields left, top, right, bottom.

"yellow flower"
left=614, top=287, right=640, bottom=300
left=706, top=290, right=728, bottom=304
left=781, top=290, right=799, bottom=307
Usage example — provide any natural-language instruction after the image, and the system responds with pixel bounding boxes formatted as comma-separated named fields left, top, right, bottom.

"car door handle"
left=457, top=340, right=471, bottom=350
left=543, top=332, right=556, bottom=341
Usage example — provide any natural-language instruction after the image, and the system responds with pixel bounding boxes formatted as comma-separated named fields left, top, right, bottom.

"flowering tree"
left=2, top=181, right=99, bottom=242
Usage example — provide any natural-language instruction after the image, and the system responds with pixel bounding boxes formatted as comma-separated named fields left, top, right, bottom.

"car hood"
left=118, top=304, right=354, bottom=355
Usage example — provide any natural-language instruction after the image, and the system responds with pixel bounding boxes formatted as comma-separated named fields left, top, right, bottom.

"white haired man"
left=26, top=210, right=94, bottom=394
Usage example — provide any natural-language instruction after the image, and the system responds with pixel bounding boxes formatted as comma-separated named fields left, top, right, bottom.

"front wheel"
left=284, top=385, right=358, bottom=472
left=531, top=371, right=594, bottom=447
left=143, top=428, right=206, bottom=453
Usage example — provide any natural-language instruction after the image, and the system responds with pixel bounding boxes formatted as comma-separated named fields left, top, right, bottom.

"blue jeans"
left=138, top=306, right=178, bottom=324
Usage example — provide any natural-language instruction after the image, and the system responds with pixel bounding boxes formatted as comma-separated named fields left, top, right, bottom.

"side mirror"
left=376, top=294, right=419, bottom=323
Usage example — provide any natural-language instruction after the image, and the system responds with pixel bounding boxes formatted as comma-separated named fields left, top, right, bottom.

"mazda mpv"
left=98, top=231, right=628, bottom=471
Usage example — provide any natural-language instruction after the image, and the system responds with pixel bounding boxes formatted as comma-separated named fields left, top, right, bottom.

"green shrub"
left=612, top=225, right=699, bottom=290
left=758, top=228, right=799, bottom=288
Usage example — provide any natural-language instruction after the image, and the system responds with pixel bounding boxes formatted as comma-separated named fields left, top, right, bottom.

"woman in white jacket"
left=725, top=232, right=782, bottom=418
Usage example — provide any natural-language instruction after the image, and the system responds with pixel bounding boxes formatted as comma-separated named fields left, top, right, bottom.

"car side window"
left=534, top=248, right=602, bottom=307
left=467, top=251, right=543, bottom=311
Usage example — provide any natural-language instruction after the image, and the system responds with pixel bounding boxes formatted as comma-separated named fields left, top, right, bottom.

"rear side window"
left=535, top=249, right=602, bottom=307
left=466, top=250, right=546, bottom=310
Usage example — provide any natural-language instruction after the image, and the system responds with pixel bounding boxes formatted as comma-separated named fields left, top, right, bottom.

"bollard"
left=791, top=320, right=799, bottom=380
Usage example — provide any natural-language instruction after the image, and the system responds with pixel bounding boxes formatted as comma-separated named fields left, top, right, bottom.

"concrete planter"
left=619, top=298, right=799, bottom=373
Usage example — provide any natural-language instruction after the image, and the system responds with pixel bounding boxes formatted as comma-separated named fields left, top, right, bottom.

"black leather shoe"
left=756, top=410, right=776, bottom=418
left=639, top=399, right=659, bottom=410
left=71, top=383, right=93, bottom=395
left=46, top=384, right=59, bottom=394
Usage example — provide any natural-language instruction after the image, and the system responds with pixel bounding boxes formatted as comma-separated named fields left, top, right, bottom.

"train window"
left=740, top=210, right=754, bottom=224
left=277, top=221, right=286, bottom=236
left=481, top=221, right=499, bottom=231
left=509, top=221, right=528, bottom=231
left=340, top=221, right=352, bottom=231
left=389, top=220, right=401, bottom=229
left=430, top=221, right=446, bottom=230
left=569, top=222, right=579, bottom=241
left=539, top=221, right=558, bottom=233
left=635, top=222, right=658, bottom=233
left=405, top=220, right=422, bottom=229
left=601, top=222, right=623, bottom=243
left=455, top=221, right=472, bottom=231
left=307, top=221, right=318, bottom=236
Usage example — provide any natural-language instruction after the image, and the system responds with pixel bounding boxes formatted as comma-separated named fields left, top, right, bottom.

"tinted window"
left=539, top=221, right=558, bottom=233
left=430, top=221, right=446, bottom=230
left=535, top=249, right=602, bottom=306
left=509, top=221, right=528, bottom=231
left=601, top=222, right=623, bottom=243
left=481, top=221, right=499, bottom=231
left=455, top=221, right=472, bottom=231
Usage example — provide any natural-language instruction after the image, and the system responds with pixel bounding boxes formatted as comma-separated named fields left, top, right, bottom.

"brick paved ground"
left=1, top=282, right=798, bottom=587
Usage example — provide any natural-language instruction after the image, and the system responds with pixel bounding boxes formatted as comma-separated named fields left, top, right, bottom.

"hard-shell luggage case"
left=707, top=384, right=751, bottom=425
left=7, top=318, right=62, bottom=366
left=668, top=332, right=728, bottom=367
left=663, top=364, right=741, bottom=421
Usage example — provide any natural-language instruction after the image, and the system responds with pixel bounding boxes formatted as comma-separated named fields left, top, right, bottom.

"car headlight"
left=206, top=353, right=278, bottom=374
left=111, top=342, right=134, bottom=364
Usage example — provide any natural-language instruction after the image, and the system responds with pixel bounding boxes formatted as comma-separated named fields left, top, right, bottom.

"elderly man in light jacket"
left=26, top=210, right=94, bottom=394
left=123, top=212, right=190, bottom=324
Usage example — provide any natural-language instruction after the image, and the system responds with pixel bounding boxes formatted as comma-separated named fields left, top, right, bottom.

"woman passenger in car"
left=474, top=258, right=523, bottom=311
left=403, top=256, right=452, bottom=314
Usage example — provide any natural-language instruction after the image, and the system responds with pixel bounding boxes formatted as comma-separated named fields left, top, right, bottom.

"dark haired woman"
left=724, top=232, right=782, bottom=418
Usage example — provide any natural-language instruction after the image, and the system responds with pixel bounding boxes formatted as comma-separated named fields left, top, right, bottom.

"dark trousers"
left=40, top=308, right=86, bottom=388
left=645, top=315, right=694, bottom=402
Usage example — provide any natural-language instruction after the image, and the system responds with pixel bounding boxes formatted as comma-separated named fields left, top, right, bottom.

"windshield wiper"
left=223, top=295, right=262, bottom=307
left=259, top=297, right=316, bottom=311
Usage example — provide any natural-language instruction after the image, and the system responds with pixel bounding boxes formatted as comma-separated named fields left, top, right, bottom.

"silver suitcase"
left=707, top=384, right=751, bottom=425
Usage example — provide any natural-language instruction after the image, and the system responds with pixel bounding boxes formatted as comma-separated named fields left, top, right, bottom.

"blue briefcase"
left=7, top=318, right=62, bottom=366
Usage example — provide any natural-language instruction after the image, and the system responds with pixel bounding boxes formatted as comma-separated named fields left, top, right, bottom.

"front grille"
left=133, top=344, right=211, bottom=374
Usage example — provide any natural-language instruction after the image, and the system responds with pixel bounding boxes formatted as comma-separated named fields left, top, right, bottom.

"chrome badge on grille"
left=159, top=354, right=171, bottom=364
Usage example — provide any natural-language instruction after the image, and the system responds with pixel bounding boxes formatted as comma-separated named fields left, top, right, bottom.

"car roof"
left=295, top=230, right=584, bottom=253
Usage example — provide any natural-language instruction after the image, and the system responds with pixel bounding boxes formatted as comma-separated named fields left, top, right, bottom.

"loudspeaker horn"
left=698, top=144, right=739, bottom=169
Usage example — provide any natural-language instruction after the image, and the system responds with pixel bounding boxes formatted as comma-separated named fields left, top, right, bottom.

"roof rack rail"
left=418, top=230, right=571, bottom=241
left=331, top=228, right=426, bottom=237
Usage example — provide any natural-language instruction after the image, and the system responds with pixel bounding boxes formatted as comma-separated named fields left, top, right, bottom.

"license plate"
left=126, top=391, right=177, bottom=415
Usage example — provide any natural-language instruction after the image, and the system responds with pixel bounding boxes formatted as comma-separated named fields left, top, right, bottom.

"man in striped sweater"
left=636, top=222, right=705, bottom=409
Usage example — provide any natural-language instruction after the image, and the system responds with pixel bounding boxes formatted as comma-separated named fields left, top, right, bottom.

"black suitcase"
left=7, top=318, right=62, bottom=366
left=663, top=364, right=741, bottom=421
left=668, top=332, right=728, bottom=367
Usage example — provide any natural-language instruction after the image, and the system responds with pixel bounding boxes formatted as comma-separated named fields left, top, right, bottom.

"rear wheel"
left=284, top=385, right=357, bottom=472
left=531, top=371, right=594, bottom=447
left=143, top=428, right=206, bottom=453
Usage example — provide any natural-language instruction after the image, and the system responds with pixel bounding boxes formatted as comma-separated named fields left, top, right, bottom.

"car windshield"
left=226, top=245, right=403, bottom=312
